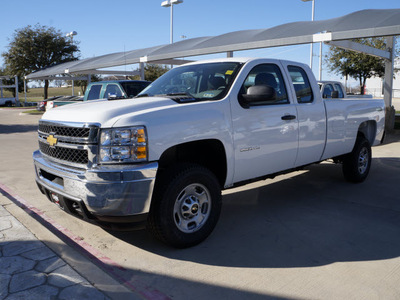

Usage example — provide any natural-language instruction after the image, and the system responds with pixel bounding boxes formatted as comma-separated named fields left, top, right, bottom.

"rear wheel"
left=342, top=136, right=371, bottom=183
left=148, top=163, right=222, bottom=248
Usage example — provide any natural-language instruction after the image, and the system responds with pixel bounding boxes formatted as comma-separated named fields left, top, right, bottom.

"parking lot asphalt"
left=1, top=107, right=400, bottom=300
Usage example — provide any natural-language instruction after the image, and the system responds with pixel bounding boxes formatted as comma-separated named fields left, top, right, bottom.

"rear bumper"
left=33, top=150, right=158, bottom=227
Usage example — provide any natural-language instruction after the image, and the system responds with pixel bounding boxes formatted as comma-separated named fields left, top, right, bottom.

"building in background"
left=365, top=57, right=400, bottom=98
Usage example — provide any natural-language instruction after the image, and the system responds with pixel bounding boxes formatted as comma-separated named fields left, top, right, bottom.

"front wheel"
left=342, top=136, right=371, bottom=183
left=148, top=164, right=222, bottom=248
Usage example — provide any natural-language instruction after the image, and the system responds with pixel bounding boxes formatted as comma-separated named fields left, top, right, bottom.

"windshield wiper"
left=162, top=92, right=197, bottom=103
left=166, top=92, right=193, bottom=97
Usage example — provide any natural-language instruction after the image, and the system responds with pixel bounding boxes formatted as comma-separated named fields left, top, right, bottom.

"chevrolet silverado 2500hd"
left=33, top=58, right=385, bottom=248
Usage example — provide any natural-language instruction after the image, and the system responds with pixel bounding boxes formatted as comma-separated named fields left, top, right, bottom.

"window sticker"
left=225, top=70, right=234, bottom=75
left=203, top=93, right=215, bottom=98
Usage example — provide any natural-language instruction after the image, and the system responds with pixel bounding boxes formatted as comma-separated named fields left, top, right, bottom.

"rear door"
left=283, top=62, right=327, bottom=166
left=230, top=61, right=299, bottom=183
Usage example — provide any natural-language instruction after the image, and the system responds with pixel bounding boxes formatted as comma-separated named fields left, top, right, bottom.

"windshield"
left=137, top=62, right=242, bottom=101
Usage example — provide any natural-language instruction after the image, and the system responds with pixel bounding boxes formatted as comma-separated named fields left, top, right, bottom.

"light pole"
left=66, top=31, right=77, bottom=43
left=65, top=31, right=77, bottom=95
left=301, top=0, right=315, bottom=70
left=161, top=0, right=183, bottom=44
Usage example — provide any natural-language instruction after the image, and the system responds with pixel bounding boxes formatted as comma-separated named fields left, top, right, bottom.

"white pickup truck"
left=33, top=58, right=385, bottom=248
left=318, top=80, right=347, bottom=99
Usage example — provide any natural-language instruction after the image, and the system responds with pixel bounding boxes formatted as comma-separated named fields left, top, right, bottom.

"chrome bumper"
left=33, top=150, right=158, bottom=220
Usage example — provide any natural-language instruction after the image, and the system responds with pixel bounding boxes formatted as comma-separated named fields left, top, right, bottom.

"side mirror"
left=107, top=94, right=117, bottom=100
left=241, top=85, right=276, bottom=106
left=107, top=94, right=126, bottom=100
left=331, top=91, right=339, bottom=98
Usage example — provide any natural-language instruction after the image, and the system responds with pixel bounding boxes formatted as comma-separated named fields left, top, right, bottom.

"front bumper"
left=33, top=150, right=158, bottom=227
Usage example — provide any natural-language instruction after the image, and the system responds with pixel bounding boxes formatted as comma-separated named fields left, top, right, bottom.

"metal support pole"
left=170, top=4, right=173, bottom=44
left=309, top=0, right=315, bottom=70
left=227, top=51, right=233, bottom=58
left=309, top=45, right=314, bottom=70
left=24, top=78, right=27, bottom=107
left=383, top=36, right=395, bottom=131
left=140, top=63, right=145, bottom=81
left=318, top=41, right=322, bottom=80
left=72, top=80, right=75, bottom=96
left=15, top=76, right=20, bottom=106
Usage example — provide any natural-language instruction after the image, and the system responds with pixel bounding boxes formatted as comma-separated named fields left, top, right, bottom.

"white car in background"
left=318, top=81, right=347, bottom=99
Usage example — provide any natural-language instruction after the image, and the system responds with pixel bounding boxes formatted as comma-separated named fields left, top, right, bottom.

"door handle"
left=281, top=115, right=296, bottom=121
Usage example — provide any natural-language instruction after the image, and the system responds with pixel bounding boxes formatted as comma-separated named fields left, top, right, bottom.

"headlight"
left=99, top=126, right=147, bottom=163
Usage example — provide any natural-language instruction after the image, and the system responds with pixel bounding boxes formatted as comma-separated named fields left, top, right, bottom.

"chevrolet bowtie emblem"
left=47, top=135, right=58, bottom=147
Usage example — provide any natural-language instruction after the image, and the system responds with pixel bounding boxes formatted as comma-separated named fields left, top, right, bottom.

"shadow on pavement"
left=1, top=187, right=287, bottom=300
left=110, top=157, right=400, bottom=269
left=0, top=238, right=293, bottom=300
left=0, top=124, right=38, bottom=134
left=380, top=130, right=400, bottom=145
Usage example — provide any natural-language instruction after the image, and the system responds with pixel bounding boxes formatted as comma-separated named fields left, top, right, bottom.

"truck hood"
left=41, top=97, right=178, bottom=127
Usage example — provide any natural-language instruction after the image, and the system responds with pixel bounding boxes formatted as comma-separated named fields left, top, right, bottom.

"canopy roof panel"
left=26, top=8, right=400, bottom=79
left=25, top=59, right=91, bottom=80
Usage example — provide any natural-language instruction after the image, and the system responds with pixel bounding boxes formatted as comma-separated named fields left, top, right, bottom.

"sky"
left=0, top=0, right=399, bottom=83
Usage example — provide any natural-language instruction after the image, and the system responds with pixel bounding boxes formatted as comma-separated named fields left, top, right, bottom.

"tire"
left=5, top=101, right=12, bottom=107
left=342, top=136, right=371, bottom=183
left=148, top=163, right=222, bottom=248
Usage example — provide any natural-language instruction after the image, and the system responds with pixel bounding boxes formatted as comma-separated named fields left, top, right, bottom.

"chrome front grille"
left=38, top=120, right=100, bottom=168
left=38, top=123, right=91, bottom=138
left=39, top=141, right=89, bottom=164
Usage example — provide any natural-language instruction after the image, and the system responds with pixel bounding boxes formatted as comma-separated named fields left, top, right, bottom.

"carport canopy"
left=26, top=8, right=400, bottom=125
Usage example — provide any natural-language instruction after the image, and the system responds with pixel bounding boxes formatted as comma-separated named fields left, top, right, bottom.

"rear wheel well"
left=158, top=140, right=227, bottom=187
left=357, top=120, right=376, bottom=145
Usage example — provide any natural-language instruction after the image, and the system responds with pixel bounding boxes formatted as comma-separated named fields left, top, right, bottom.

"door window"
left=334, top=83, right=344, bottom=98
left=323, top=84, right=334, bottom=99
left=104, top=84, right=124, bottom=98
left=87, top=84, right=102, bottom=100
left=287, top=66, right=313, bottom=103
left=239, top=64, right=289, bottom=107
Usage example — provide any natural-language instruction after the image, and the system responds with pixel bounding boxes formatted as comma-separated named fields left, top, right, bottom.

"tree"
left=143, top=64, right=170, bottom=81
left=325, top=38, right=388, bottom=95
left=71, top=74, right=101, bottom=94
left=2, top=24, right=79, bottom=99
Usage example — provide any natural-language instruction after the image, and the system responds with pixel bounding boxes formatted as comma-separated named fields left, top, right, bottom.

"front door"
left=230, top=62, right=299, bottom=183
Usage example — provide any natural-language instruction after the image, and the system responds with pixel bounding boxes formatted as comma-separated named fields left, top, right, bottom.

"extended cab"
left=33, top=58, right=385, bottom=248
